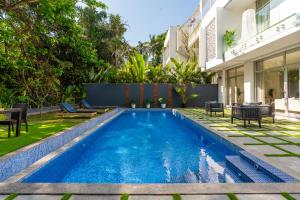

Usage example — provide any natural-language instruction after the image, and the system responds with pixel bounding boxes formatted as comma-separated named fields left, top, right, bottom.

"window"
left=227, top=66, right=244, bottom=105
left=255, top=55, right=284, bottom=104
left=256, top=0, right=270, bottom=33
left=286, top=50, right=300, bottom=99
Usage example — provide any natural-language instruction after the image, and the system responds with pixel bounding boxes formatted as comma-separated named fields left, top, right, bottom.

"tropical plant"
left=224, top=30, right=236, bottom=48
left=122, top=51, right=149, bottom=83
left=147, top=64, right=171, bottom=83
left=170, top=58, right=200, bottom=107
left=158, top=97, right=167, bottom=104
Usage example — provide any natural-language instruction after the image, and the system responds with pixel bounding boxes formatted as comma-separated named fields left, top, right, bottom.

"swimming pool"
left=21, top=110, right=296, bottom=184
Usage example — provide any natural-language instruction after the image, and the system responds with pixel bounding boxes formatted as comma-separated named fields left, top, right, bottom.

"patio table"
left=0, top=108, right=22, bottom=137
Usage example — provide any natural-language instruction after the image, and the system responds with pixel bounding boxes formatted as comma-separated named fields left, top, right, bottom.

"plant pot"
left=131, top=104, right=136, bottom=109
left=161, top=104, right=166, bottom=109
left=146, top=104, right=151, bottom=109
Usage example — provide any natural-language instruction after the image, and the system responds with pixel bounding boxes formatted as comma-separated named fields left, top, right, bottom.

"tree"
left=136, top=32, right=167, bottom=66
left=122, top=51, right=149, bottom=83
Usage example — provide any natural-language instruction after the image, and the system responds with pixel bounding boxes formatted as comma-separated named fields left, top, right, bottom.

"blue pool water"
left=23, top=110, right=242, bottom=183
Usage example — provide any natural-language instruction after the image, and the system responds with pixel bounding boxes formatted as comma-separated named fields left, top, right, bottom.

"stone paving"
left=180, top=108, right=300, bottom=178
left=1, top=108, right=300, bottom=200
left=1, top=194, right=300, bottom=200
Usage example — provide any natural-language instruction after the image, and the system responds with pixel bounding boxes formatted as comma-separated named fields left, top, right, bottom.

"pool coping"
left=6, top=109, right=125, bottom=183
left=0, top=183, right=299, bottom=194
left=176, top=110, right=300, bottom=181
left=0, top=108, right=300, bottom=194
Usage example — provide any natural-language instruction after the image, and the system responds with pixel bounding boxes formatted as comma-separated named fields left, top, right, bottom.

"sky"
left=101, top=0, right=199, bottom=46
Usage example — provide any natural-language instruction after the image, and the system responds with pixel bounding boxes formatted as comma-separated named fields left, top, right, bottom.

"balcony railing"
left=224, top=0, right=299, bottom=53
left=224, top=13, right=298, bottom=60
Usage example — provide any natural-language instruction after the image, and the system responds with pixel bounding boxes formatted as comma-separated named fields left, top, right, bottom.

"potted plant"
left=158, top=97, right=167, bottom=108
left=130, top=100, right=136, bottom=109
left=145, top=99, right=152, bottom=109
left=224, top=30, right=236, bottom=49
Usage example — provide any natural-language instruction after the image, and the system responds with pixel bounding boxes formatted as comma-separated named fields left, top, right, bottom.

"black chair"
left=231, top=103, right=274, bottom=128
left=11, top=103, right=29, bottom=132
left=205, top=101, right=224, bottom=117
left=231, top=106, right=262, bottom=128
left=0, top=116, right=16, bottom=137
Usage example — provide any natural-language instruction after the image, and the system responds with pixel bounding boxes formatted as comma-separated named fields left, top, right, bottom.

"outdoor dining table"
left=0, top=108, right=22, bottom=137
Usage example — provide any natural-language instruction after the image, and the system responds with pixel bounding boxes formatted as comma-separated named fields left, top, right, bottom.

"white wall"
left=244, top=61, right=255, bottom=103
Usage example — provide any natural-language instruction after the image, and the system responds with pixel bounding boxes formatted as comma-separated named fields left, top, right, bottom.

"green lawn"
left=0, top=113, right=88, bottom=157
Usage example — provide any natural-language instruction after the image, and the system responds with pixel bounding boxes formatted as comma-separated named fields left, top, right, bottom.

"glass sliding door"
left=226, top=66, right=244, bottom=105
left=255, top=55, right=284, bottom=104
left=286, top=50, right=300, bottom=99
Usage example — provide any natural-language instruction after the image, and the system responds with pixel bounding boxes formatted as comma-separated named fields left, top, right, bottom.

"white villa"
left=164, top=0, right=300, bottom=119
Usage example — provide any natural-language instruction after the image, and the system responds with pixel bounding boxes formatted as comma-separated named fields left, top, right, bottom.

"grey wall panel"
left=85, top=83, right=218, bottom=108
left=157, top=84, right=168, bottom=101
left=187, top=84, right=218, bottom=107
left=171, top=85, right=182, bottom=107
left=129, top=84, right=140, bottom=107
left=143, top=84, right=154, bottom=103
left=86, top=83, right=126, bottom=106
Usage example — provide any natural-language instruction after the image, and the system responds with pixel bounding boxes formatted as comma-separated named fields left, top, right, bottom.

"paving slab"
left=280, top=131, right=300, bottom=136
left=258, top=137, right=288, bottom=143
left=277, top=145, right=300, bottom=154
left=182, top=195, right=229, bottom=200
left=0, top=195, right=7, bottom=200
left=283, top=137, right=300, bottom=143
left=71, top=195, right=120, bottom=200
left=269, top=157, right=300, bottom=174
left=240, top=131, right=265, bottom=136
left=15, top=195, right=62, bottom=200
left=230, top=137, right=261, bottom=144
left=129, top=195, right=172, bottom=200
left=263, top=131, right=288, bottom=136
left=236, top=194, right=286, bottom=200
left=245, top=145, right=286, bottom=154
left=291, top=194, right=300, bottom=200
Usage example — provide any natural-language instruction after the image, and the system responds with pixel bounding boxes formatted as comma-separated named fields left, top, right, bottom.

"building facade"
left=163, top=3, right=202, bottom=67
left=164, top=0, right=300, bottom=119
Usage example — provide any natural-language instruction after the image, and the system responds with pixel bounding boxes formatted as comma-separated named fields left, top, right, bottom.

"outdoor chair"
left=205, top=101, right=224, bottom=117
left=80, top=100, right=110, bottom=114
left=231, top=106, right=262, bottom=128
left=59, top=102, right=97, bottom=118
left=231, top=104, right=274, bottom=128
left=81, top=99, right=117, bottom=109
left=12, top=103, right=29, bottom=132
left=0, top=117, right=16, bottom=137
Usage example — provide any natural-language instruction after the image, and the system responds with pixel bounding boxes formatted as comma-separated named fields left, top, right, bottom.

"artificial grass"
left=173, top=193, right=182, bottom=200
left=227, top=193, right=239, bottom=200
left=4, top=194, right=18, bottom=200
left=0, top=113, right=87, bottom=156
left=281, top=192, right=296, bottom=200
left=120, top=193, right=129, bottom=200
left=61, top=193, right=72, bottom=200
left=181, top=108, right=300, bottom=158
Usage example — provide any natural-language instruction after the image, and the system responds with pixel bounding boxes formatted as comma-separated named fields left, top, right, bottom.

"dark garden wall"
left=85, top=83, right=218, bottom=108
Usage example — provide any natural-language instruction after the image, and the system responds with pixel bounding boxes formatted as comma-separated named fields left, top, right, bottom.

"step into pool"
left=21, top=110, right=297, bottom=184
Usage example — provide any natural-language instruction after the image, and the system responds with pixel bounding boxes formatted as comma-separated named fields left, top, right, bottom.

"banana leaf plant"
left=170, top=58, right=200, bottom=107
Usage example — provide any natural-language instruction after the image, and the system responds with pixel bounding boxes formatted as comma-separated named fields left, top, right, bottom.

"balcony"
left=224, top=8, right=300, bottom=62
left=188, top=19, right=201, bottom=47
left=202, top=0, right=216, bottom=18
